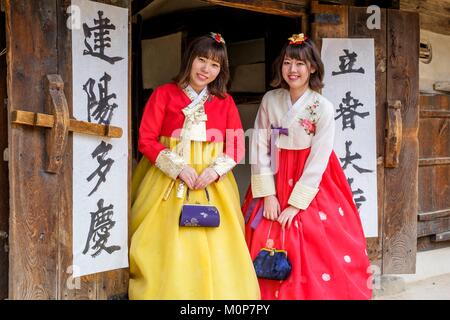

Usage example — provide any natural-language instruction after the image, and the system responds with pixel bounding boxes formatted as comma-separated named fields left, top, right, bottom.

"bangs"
left=194, top=44, right=227, bottom=66
left=270, top=39, right=324, bottom=91
left=173, top=35, right=230, bottom=98
left=284, top=44, right=311, bottom=63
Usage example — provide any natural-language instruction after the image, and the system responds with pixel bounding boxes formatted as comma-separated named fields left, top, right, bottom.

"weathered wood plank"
left=401, top=0, right=450, bottom=35
left=434, top=82, right=450, bottom=93
left=418, top=164, right=434, bottom=213
left=6, top=0, right=59, bottom=299
left=311, top=0, right=348, bottom=51
left=417, top=235, right=450, bottom=251
left=418, top=208, right=450, bottom=221
left=202, top=0, right=307, bottom=17
left=420, top=110, right=450, bottom=118
left=0, top=9, right=9, bottom=300
left=418, top=216, right=450, bottom=237
left=417, top=93, right=450, bottom=250
left=383, top=9, right=419, bottom=274
left=419, top=157, right=450, bottom=166
left=348, top=5, right=387, bottom=269
left=432, top=231, right=450, bottom=242
left=11, top=110, right=123, bottom=138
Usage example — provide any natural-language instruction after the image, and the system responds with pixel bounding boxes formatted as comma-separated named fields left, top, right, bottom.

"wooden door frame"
left=5, top=0, right=130, bottom=299
left=311, top=2, right=419, bottom=274
left=0, top=6, right=9, bottom=300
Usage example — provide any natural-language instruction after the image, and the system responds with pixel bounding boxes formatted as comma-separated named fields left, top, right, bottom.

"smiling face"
left=281, top=56, right=315, bottom=92
left=189, top=56, right=221, bottom=93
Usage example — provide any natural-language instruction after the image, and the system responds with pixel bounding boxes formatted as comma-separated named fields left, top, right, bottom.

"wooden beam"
left=419, top=157, right=450, bottom=166
left=434, top=82, right=450, bottom=93
left=383, top=9, right=419, bottom=274
left=418, top=216, right=450, bottom=237
left=420, top=109, right=450, bottom=118
left=131, top=0, right=154, bottom=15
left=0, top=9, right=8, bottom=300
left=201, top=0, right=307, bottom=17
left=6, top=0, right=60, bottom=299
left=432, top=231, right=450, bottom=242
left=418, top=208, right=450, bottom=221
left=401, top=0, right=450, bottom=35
left=348, top=5, right=387, bottom=270
left=141, top=6, right=299, bottom=42
left=11, top=110, right=123, bottom=138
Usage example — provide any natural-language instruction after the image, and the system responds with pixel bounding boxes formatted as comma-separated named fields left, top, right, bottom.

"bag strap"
left=266, top=221, right=286, bottom=250
left=185, top=187, right=211, bottom=204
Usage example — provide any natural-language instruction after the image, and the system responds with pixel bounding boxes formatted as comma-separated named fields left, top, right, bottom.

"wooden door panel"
left=6, top=0, right=60, bottom=299
left=417, top=94, right=450, bottom=251
left=6, top=0, right=129, bottom=299
left=312, top=2, right=420, bottom=274
left=382, top=9, right=419, bottom=274
left=348, top=5, right=387, bottom=270
left=0, top=9, right=9, bottom=300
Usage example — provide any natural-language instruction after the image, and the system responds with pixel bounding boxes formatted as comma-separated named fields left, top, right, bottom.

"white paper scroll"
left=322, top=38, right=378, bottom=237
left=71, top=0, right=128, bottom=277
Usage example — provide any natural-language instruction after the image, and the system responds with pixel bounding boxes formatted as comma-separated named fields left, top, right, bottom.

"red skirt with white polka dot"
left=242, top=148, right=372, bottom=300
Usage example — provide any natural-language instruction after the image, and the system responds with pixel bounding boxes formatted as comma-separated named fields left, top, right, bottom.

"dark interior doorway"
left=131, top=4, right=301, bottom=200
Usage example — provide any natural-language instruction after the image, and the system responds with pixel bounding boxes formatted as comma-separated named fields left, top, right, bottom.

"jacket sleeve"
left=250, top=94, right=276, bottom=198
left=138, top=87, right=187, bottom=179
left=210, top=96, right=245, bottom=177
left=288, top=99, right=335, bottom=210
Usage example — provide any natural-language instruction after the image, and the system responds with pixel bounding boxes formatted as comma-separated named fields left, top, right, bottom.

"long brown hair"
left=271, top=37, right=324, bottom=92
left=173, top=35, right=230, bottom=99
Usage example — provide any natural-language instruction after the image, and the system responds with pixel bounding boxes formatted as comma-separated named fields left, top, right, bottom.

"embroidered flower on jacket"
left=298, top=97, right=320, bottom=135
left=299, top=119, right=316, bottom=135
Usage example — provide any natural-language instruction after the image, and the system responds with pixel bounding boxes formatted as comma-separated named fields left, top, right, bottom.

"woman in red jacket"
left=129, top=33, right=260, bottom=299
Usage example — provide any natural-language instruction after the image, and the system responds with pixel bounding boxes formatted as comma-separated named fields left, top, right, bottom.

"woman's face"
left=189, top=56, right=221, bottom=93
left=281, top=56, right=315, bottom=92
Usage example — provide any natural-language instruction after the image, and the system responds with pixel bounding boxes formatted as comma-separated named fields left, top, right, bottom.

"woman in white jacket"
left=242, top=33, right=372, bottom=300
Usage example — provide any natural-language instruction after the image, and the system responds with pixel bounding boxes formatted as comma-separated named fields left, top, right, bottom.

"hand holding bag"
left=253, top=221, right=292, bottom=280
left=179, top=188, right=220, bottom=227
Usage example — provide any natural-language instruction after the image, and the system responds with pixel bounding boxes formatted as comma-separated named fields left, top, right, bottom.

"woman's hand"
left=263, top=195, right=280, bottom=221
left=277, top=206, right=300, bottom=229
left=178, top=166, right=198, bottom=189
left=194, top=168, right=219, bottom=190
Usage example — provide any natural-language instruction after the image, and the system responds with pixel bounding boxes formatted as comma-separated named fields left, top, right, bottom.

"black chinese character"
left=332, top=49, right=365, bottom=76
left=340, top=141, right=373, bottom=174
left=87, top=141, right=114, bottom=196
left=83, top=199, right=121, bottom=258
left=335, top=91, right=369, bottom=130
left=83, top=10, right=124, bottom=64
left=347, top=177, right=367, bottom=210
left=83, top=72, right=118, bottom=125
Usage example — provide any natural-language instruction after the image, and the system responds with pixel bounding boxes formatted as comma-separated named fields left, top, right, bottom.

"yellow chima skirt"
left=129, top=136, right=260, bottom=299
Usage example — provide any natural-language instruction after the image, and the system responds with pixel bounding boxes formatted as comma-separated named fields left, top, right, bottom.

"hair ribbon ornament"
left=210, top=32, right=225, bottom=44
left=288, top=33, right=308, bottom=45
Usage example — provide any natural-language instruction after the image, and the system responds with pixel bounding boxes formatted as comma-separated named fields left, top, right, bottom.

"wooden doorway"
left=0, top=5, right=9, bottom=300
left=312, top=2, right=420, bottom=274
left=133, top=3, right=302, bottom=201
left=417, top=94, right=450, bottom=250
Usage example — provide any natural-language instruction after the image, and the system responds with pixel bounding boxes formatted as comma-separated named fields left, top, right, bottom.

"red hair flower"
left=288, top=33, right=308, bottom=45
left=210, top=32, right=225, bottom=44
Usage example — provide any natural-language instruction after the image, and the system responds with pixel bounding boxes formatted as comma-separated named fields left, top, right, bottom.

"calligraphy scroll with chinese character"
left=322, top=38, right=378, bottom=237
left=72, top=0, right=128, bottom=277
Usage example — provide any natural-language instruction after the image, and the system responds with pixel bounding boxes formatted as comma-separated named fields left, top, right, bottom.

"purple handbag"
left=179, top=188, right=220, bottom=227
